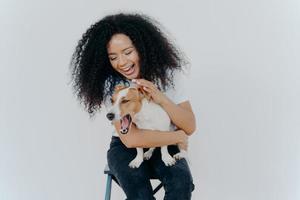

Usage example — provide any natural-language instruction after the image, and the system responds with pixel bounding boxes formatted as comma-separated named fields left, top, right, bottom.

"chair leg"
left=105, top=174, right=112, bottom=200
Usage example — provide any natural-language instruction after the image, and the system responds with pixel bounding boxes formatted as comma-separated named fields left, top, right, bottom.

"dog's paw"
left=143, top=151, right=153, bottom=160
left=173, top=151, right=188, bottom=160
left=162, top=155, right=176, bottom=166
left=128, top=158, right=143, bottom=168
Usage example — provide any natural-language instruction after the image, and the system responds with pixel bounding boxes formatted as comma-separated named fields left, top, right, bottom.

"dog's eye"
left=121, top=99, right=130, bottom=104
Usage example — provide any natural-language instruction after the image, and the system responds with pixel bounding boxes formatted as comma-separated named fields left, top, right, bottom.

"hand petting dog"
left=132, top=79, right=169, bottom=105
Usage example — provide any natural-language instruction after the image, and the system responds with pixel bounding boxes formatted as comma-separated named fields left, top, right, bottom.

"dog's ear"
left=114, top=84, right=126, bottom=93
left=138, top=86, right=151, bottom=101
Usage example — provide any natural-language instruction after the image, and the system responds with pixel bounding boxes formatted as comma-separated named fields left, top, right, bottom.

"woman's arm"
left=113, top=121, right=188, bottom=148
left=160, top=99, right=196, bottom=135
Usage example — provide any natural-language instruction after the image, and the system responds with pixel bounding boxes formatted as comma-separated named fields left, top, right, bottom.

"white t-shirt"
left=103, top=69, right=190, bottom=135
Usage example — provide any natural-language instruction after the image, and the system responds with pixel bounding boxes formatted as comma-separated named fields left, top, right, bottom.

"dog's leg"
left=143, top=148, right=155, bottom=160
left=173, top=147, right=188, bottom=161
left=129, top=148, right=144, bottom=168
left=161, top=146, right=176, bottom=166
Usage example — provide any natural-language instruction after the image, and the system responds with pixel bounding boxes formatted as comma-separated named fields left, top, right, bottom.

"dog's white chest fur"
left=133, top=99, right=171, bottom=131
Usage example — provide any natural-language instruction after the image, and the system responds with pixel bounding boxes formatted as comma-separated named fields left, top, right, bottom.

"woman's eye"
left=109, top=57, right=117, bottom=61
left=125, top=51, right=132, bottom=55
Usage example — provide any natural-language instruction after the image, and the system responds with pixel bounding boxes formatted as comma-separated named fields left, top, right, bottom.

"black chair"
left=104, top=164, right=163, bottom=200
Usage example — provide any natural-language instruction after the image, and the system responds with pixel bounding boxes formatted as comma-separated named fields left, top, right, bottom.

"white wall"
left=1, top=0, right=299, bottom=199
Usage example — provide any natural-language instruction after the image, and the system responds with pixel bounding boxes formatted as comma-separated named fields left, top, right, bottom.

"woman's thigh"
left=149, top=145, right=195, bottom=200
left=107, top=137, right=155, bottom=200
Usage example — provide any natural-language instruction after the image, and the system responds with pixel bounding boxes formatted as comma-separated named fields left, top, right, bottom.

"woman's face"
left=107, top=34, right=140, bottom=80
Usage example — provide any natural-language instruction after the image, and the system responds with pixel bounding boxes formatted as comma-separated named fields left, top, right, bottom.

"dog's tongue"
left=121, top=116, right=129, bottom=129
left=120, top=114, right=132, bottom=134
left=121, top=114, right=131, bottom=130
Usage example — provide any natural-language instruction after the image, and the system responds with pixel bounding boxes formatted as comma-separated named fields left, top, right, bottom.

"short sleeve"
left=164, top=69, right=190, bottom=104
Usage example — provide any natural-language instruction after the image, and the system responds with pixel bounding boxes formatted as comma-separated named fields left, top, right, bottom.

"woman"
left=70, top=13, right=196, bottom=200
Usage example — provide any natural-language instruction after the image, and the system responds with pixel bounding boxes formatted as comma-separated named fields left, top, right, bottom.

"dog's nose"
left=106, top=113, right=115, bottom=121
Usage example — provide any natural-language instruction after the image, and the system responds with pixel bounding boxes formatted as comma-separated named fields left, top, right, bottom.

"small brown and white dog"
left=106, top=83, right=187, bottom=168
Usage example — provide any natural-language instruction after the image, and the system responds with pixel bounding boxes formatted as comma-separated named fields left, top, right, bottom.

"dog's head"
left=106, top=84, right=151, bottom=134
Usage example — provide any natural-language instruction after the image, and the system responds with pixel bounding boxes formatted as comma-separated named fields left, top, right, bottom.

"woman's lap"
left=107, top=137, right=194, bottom=200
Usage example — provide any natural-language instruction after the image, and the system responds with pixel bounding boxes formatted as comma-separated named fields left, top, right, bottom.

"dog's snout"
left=106, top=112, right=115, bottom=121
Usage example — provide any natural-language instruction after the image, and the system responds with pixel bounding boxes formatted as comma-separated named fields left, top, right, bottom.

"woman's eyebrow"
left=122, top=47, right=134, bottom=51
left=108, top=47, right=134, bottom=55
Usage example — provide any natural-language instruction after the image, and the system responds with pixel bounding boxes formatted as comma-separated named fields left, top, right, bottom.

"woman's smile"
left=120, top=64, right=134, bottom=74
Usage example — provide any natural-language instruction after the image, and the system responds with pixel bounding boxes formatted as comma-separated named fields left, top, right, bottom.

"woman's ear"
left=138, top=86, right=151, bottom=101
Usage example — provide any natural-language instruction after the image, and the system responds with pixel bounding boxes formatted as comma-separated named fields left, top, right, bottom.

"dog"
left=106, top=83, right=187, bottom=168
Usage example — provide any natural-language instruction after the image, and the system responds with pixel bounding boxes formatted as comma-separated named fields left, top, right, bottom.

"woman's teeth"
left=124, top=65, right=134, bottom=71
left=123, top=65, right=134, bottom=74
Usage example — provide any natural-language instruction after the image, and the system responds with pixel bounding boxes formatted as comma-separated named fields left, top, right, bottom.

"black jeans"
left=107, top=136, right=195, bottom=200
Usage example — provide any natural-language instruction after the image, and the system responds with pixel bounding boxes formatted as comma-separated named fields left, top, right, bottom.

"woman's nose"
left=118, top=55, right=127, bottom=66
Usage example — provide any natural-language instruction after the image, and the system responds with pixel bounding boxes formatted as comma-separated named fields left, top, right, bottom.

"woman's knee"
left=116, top=167, right=155, bottom=200
left=162, top=160, right=195, bottom=199
left=165, top=172, right=194, bottom=193
left=164, top=176, right=194, bottom=200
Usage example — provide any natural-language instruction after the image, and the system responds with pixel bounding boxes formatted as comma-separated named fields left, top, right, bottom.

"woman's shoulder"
left=164, top=68, right=190, bottom=104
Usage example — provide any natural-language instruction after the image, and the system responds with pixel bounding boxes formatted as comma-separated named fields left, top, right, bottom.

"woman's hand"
left=176, top=130, right=189, bottom=151
left=132, top=79, right=169, bottom=105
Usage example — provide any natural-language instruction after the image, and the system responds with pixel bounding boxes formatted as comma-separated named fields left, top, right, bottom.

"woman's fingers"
left=133, top=79, right=156, bottom=90
left=177, top=130, right=188, bottom=151
left=133, top=78, right=167, bottom=105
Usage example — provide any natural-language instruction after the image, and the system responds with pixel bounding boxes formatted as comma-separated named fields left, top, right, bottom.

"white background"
left=1, top=0, right=299, bottom=199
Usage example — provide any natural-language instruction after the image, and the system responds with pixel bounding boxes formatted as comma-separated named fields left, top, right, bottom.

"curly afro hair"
left=70, top=13, right=188, bottom=116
